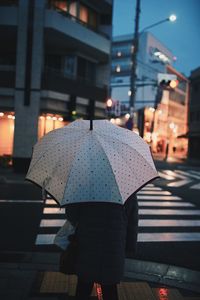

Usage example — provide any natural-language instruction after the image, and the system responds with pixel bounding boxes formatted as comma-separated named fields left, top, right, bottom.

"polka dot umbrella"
left=26, top=119, right=159, bottom=206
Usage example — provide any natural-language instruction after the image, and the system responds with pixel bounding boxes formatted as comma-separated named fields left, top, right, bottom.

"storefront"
left=0, top=112, right=67, bottom=166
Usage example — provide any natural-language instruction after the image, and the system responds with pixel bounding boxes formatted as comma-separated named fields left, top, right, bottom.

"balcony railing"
left=47, top=2, right=110, bottom=39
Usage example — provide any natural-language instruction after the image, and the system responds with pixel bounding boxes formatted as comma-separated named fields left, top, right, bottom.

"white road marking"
left=139, top=219, right=200, bottom=227
left=158, top=171, right=175, bottom=180
left=177, top=170, right=200, bottom=180
left=43, top=208, right=65, bottom=214
left=141, top=187, right=163, bottom=191
left=139, top=209, right=200, bottom=215
left=138, top=232, right=200, bottom=242
left=40, top=219, right=66, bottom=227
left=0, top=200, right=43, bottom=203
left=46, top=199, right=57, bottom=205
left=138, top=201, right=194, bottom=207
left=137, top=195, right=182, bottom=200
left=35, top=234, right=56, bottom=245
left=190, top=183, right=200, bottom=190
left=138, top=191, right=171, bottom=195
left=167, top=179, right=192, bottom=187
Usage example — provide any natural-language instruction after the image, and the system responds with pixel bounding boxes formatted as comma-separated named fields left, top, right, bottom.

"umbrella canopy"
left=26, top=119, right=159, bottom=206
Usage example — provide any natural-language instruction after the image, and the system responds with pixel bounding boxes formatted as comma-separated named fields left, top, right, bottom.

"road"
left=0, top=162, right=200, bottom=271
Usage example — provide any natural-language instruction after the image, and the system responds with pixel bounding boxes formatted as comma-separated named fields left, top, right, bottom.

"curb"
left=124, top=259, right=200, bottom=293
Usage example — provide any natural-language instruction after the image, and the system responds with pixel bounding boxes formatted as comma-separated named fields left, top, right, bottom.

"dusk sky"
left=112, top=0, right=200, bottom=77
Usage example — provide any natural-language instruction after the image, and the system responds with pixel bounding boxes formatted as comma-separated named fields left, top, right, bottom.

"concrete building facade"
left=111, top=32, right=174, bottom=111
left=188, top=67, right=200, bottom=160
left=0, top=0, right=113, bottom=171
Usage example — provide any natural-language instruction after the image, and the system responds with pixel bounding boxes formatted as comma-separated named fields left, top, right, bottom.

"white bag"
left=54, top=219, right=76, bottom=250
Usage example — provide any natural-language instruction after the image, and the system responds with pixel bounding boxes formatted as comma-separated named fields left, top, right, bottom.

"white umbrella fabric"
left=26, top=119, right=159, bottom=206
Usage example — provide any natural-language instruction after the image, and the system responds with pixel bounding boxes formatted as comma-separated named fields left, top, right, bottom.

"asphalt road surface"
left=0, top=163, right=200, bottom=271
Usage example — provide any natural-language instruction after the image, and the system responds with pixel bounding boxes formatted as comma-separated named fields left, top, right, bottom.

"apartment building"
left=0, top=0, right=113, bottom=171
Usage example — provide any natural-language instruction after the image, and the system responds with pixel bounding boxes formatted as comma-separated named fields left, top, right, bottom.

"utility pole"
left=129, top=0, right=141, bottom=127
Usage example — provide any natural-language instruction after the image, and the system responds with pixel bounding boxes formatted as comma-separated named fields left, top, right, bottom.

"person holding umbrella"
left=26, top=119, right=158, bottom=300
left=65, top=193, right=138, bottom=300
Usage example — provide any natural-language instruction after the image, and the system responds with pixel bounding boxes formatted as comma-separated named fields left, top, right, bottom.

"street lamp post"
left=129, top=7, right=177, bottom=129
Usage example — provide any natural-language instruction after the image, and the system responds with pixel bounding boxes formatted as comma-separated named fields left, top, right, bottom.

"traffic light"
left=159, top=79, right=179, bottom=89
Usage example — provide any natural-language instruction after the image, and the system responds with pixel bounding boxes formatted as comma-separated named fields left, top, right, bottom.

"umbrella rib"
left=61, top=133, right=91, bottom=204
left=95, top=130, right=152, bottom=167
left=91, top=133, right=123, bottom=201
left=27, top=140, right=65, bottom=176
left=94, top=133, right=157, bottom=196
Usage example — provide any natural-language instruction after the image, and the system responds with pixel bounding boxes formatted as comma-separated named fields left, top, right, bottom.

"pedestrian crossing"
left=35, top=183, right=200, bottom=246
left=158, top=169, right=200, bottom=188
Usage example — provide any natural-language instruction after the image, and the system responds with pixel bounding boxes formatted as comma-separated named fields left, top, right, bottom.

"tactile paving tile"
left=39, top=272, right=97, bottom=297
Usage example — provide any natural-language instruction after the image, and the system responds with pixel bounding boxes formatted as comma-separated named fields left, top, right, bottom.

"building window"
left=79, top=4, right=88, bottom=23
left=48, top=1, right=98, bottom=30
left=77, top=57, right=96, bottom=83
left=63, top=55, right=76, bottom=77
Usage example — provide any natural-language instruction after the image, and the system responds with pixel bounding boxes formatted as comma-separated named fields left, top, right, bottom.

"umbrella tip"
left=90, top=119, right=93, bottom=130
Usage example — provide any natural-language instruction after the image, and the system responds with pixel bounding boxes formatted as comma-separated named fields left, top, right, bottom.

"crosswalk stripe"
left=139, top=219, right=200, bottom=227
left=137, top=195, right=182, bottom=200
left=35, top=182, right=200, bottom=245
left=138, top=232, right=200, bottom=242
left=139, top=209, right=200, bottom=215
left=138, top=201, right=194, bottom=207
left=40, top=219, right=65, bottom=227
left=177, top=170, right=200, bottom=180
left=190, top=183, right=200, bottom=189
left=0, top=200, right=43, bottom=203
left=189, top=170, right=200, bottom=176
left=140, top=187, right=162, bottom=191
left=35, top=234, right=55, bottom=245
left=167, top=179, right=192, bottom=187
left=158, top=171, right=175, bottom=180
left=43, top=208, right=65, bottom=214
left=138, top=191, right=171, bottom=195
left=35, top=231, right=200, bottom=245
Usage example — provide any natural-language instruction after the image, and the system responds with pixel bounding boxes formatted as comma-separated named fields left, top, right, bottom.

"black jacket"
left=65, top=194, right=138, bottom=284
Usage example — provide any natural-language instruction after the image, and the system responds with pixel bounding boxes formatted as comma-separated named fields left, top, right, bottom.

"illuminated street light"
left=129, top=7, right=177, bottom=129
left=140, top=14, right=177, bottom=33
left=169, top=14, right=177, bottom=22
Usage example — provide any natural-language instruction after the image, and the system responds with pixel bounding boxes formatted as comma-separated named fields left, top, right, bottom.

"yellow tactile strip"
left=152, top=287, right=184, bottom=300
left=118, top=281, right=156, bottom=300
left=39, top=272, right=97, bottom=296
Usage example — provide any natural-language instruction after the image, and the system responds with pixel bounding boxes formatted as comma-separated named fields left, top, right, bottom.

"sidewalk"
left=0, top=251, right=200, bottom=300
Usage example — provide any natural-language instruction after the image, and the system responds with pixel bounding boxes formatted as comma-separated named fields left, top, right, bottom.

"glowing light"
left=169, top=79, right=179, bottom=89
left=169, top=122, right=175, bottom=129
left=40, top=116, right=44, bottom=119
left=8, top=115, right=13, bottom=119
left=128, top=90, right=132, bottom=96
left=116, top=65, right=121, bottom=72
left=117, top=51, right=122, bottom=57
left=169, top=14, right=177, bottom=22
left=46, top=116, right=52, bottom=120
left=110, top=118, right=115, bottom=123
left=0, top=112, right=4, bottom=117
left=125, top=113, right=130, bottom=119
left=106, top=98, right=113, bottom=107
left=149, top=107, right=155, bottom=112
left=52, top=117, right=57, bottom=121
left=72, top=110, right=76, bottom=115
left=58, top=117, right=63, bottom=122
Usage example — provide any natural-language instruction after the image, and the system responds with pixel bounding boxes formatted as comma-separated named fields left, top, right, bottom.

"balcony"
left=41, top=68, right=107, bottom=102
left=45, top=9, right=111, bottom=63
